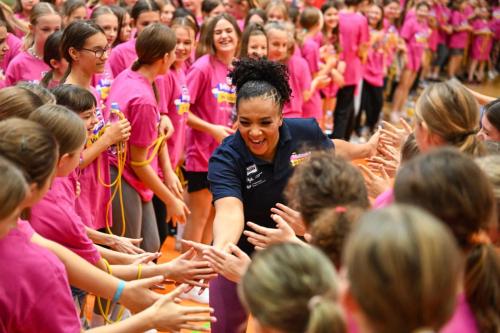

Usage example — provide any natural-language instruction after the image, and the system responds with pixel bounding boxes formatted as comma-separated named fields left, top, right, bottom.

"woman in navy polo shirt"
left=206, top=58, right=378, bottom=333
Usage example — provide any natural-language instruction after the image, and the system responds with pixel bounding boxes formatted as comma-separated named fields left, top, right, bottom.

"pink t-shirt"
left=185, top=54, right=235, bottom=172
left=492, top=7, right=500, bottom=40
left=301, top=37, right=321, bottom=74
left=73, top=88, right=112, bottom=230
left=338, top=11, right=369, bottom=86
left=383, top=20, right=400, bottom=67
left=108, top=38, right=136, bottom=77
left=16, top=219, right=35, bottom=238
left=107, top=68, right=161, bottom=202
left=435, top=4, right=452, bottom=45
left=363, top=28, right=386, bottom=87
left=283, top=54, right=309, bottom=118
left=5, top=51, right=50, bottom=86
left=440, top=293, right=479, bottom=333
left=449, top=10, right=469, bottom=49
left=30, top=177, right=102, bottom=264
left=157, top=67, right=190, bottom=168
left=0, top=33, right=22, bottom=73
left=401, top=18, right=430, bottom=71
left=470, top=19, right=493, bottom=61
left=0, top=225, right=81, bottom=333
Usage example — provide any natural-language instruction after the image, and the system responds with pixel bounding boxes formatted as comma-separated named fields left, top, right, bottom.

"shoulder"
left=190, top=54, right=212, bottom=71
left=284, top=118, right=334, bottom=149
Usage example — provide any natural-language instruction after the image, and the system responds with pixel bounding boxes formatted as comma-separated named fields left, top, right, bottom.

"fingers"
left=178, top=247, right=196, bottom=260
left=400, top=118, right=412, bottom=133
left=180, top=239, right=211, bottom=252
left=246, top=221, right=269, bottom=236
left=358, top=164, right=376, bottom=181
left=227, top=243, right=247, bottom=259
left=243, top=230, right=269, bottom=244
left=165, top=283, right=190, bottom=300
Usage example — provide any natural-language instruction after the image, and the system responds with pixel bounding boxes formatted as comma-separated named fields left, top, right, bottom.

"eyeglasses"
left=80, top=46, right=110, bottom=58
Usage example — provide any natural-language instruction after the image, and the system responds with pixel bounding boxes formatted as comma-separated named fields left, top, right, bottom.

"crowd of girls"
left=0, top=0, right=498, bottom=331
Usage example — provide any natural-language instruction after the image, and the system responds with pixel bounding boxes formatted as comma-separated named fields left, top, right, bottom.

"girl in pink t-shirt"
left=355, top=3, right=386, bottom=135
left=5, top=3, right=61, bottom=86
left=159, top=17, right=197, bottom=170
left=108, top=0, right=161, bottom=77
left=0, top=140, right=82, bottom=333
left=90, top=6, right=119, bottom=88
left=60, top=21, right=132, bottom=241
left=182, top=13, right=239, bottom=252
left=13, top=0, right=40, bottom=36
left=467, top=6, right=494, bottom=82
left=265, top=21, right=326, bottom=119
left=160, top=0, right=175, bottom=26
left=430, top=0, right=452, bottom=80
left=299, top=7, right=330, bottom=122
left=108, top=23, right=189, bottom=252
left=319, top=1, right=346, bottom=130
left=333, top=0, right=369, bottom=139
left=391, top=2, right=430, bottom=121
left=447, top=0, right=472, bottom=78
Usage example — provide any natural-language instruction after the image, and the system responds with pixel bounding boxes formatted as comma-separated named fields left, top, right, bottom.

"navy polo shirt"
left=208, top=118, right=334, bottom=255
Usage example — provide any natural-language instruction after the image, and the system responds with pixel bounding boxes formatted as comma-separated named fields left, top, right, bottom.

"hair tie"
left=19, top=136, right=28, bottom=153
left=469, top=230, right=491, bottom=246
left=335, top=206, right=347, bottom=213
left=307, top=295, right=322, bottom=311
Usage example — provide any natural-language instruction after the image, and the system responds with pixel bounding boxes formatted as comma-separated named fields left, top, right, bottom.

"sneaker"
left=179, top=287, right=209, bottom=304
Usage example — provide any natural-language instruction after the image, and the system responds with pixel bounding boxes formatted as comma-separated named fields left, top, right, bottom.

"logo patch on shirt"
left=246, top=164, right=257, bottom=176
left=175, top=85, right=190, bottom=115
left=290, top=151, right=311, bottom=167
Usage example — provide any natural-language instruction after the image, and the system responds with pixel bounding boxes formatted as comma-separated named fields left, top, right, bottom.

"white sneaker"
left=179, top=287, right=209, bottom=304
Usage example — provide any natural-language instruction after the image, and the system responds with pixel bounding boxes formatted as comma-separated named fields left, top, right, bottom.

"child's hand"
left=202, top=243, right=251, bottom=283
left=103, top=118, right=131, bottom=146
left=166, top=197, right=190, bottom=225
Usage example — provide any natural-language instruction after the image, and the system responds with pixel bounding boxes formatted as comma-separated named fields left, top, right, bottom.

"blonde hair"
left=240, top=243, right=346, bottom=333
left=23, top=3, right=60, bottom=50
left=29, top=105, right=86, bottom=156
left=0, top=156, right=28, bottom=220
left=345, top=204, right=463, bottom=333
left=415, top=80, right=485, bottom=156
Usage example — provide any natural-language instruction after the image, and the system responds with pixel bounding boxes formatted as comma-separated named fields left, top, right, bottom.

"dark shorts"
left=449, top=48, right=464, bottom=56
left=184, top=171, right=209, bottom=193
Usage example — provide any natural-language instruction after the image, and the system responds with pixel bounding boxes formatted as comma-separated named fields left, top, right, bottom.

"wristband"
left=112, top=280, right=126, bottom=304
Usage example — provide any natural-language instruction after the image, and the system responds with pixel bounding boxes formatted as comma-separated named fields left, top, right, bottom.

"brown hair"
left=415, top=80, right=485, bottom=157
left=299, top=6, right=321, bottom=30
left=394, top=148, right=500, bottom=333
left=400, top=132, right=419, bottom=162
left=239, top=22, right=267, bottom=58
left=285, top=151, right=369, bottom=226
left=0, top=118, right=58, bottom=187
left=264, top=0, right=289, bottom=21
left=195, top=13, right=241, bottom=58
left=240, top=243, right=346, bottom=333
left=310, top=205, right=366, bottom=269
left=0, top=86, right=44, bottom=121
left=0, top=156, right=28, bottom=221
left=23, top=3, right=61, bottom=50
left=29, top=105, right=87, bottom=156
left=345, top=204, right=463, bottom=333
left=131, top=22, right=176, bottom=70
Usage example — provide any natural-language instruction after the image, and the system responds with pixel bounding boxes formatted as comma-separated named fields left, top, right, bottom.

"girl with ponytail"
left=240, top=243, right=346, bottom=333
left=40, top=30, right=67, bottom=88
left=413, top=80, right=485, bottom=157
left=394, top=148, right=500, bottom=333
left=107, top=23, right=190, bottom=252
left=344, top=204, right=464, bottom=333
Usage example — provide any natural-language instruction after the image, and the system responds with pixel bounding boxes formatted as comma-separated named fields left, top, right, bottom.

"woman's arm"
left=212, top=197, right=245, bottom=251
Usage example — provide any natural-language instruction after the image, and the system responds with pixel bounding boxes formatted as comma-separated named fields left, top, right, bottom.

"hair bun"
left=230, top=58, right=292, bottom=106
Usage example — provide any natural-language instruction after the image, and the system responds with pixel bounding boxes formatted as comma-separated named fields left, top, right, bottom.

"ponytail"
left=307, top=296, right=346, bottom=333
left=465, top=243, right=500, bottom=333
